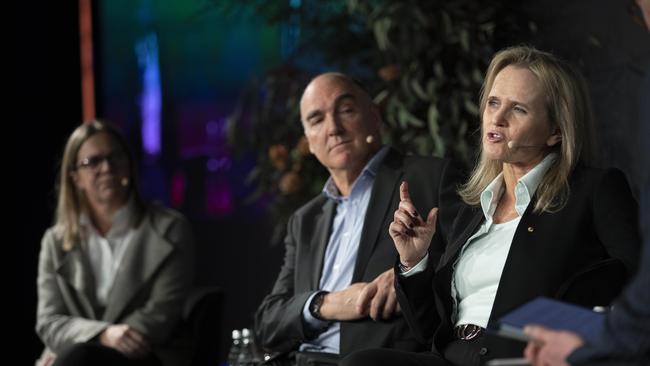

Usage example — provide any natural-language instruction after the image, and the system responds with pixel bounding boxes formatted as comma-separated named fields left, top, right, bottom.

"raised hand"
left=389, top=181, right=438, bottom=269
left=99, top=324, right=151, bottom=358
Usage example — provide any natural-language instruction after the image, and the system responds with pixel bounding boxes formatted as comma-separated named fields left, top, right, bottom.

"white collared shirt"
left=402, top=153, right=558, bottom=328
left=81, top=199, right=137, bottom=307
left=452, top=153, right=557, bottom=327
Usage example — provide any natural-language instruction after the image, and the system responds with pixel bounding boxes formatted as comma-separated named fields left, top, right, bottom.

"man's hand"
left=318, top=269, right=401, bottom=321
left=389, top=181, right=437, bottom=269
left=523, top=325, right=585, bottom=366
left=356, top=268, right=401, bottom=320
left=99, top=324, right=151, bottom=358
left=319, top=283, right=368, bottom=321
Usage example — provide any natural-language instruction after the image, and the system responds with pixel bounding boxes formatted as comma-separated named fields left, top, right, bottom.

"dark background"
left=14, top=0, right=83, bottom=360
left=13, top=1, right=649, bottom=364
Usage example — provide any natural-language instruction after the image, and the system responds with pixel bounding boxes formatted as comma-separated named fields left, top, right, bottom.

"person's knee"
left=340, top=348, right=393, bottom=366
left=53, top=343, right=98, bottom=365
left=53, top=343, right=119, bottom=366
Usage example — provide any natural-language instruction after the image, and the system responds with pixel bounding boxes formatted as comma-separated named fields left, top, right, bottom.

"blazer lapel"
left=352, top=149, right=402, bottom=281
left=310, top=199, right=336, bottom=289
left=56, top=248, right=100, bottom=318
left=438, top=207, right=484, bottom=270
left=488, top=201, right=540, bottom=321
left=433, top=207, right=485, bottom=327
left=102, top=215, right=173, bottom=322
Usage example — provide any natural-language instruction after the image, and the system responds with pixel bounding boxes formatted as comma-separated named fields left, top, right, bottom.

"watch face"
left=310, top=292, right=325, bottom=320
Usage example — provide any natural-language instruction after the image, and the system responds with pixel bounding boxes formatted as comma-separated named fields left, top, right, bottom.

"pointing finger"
left=399, top=181, right=411, bottom=202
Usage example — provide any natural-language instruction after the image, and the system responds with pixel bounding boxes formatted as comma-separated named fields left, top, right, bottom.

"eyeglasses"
left=75, top=152, right=127, bottom=171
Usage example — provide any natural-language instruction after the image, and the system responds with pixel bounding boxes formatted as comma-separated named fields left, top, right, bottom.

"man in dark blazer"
left=254, top=72, right=461, bottom=364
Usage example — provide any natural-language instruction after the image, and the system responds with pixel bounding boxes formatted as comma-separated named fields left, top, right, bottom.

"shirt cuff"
left=400, top=253, right=429, bottom=277
left=302, top=291, right=331, bottom=331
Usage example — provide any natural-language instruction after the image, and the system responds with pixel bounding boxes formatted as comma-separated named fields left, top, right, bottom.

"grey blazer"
left=35, top=204, right=194, bottom=364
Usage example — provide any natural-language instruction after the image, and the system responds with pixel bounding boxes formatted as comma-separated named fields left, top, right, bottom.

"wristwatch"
left=398, top=261, right=412, bottom=273
left=309, top=291, right=329, bottom=321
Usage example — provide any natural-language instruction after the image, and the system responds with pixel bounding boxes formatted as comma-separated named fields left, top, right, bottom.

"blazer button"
left=527, top=226, right=534, bottom=233
left=479, top=347, right=488, bottom=356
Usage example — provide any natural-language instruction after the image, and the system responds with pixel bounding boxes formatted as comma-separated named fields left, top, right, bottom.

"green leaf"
left=413, top=135, right=431, bottom=156
left=427, top=103, right=445, bottom=156
left=373, top=17, right=392, bottom=51
left=458, top=119, right=468, bottom=137
left=426, top=79, right=437, bottom=99
left=405, top=109, right=425, bottom=127
left=441, top=11, right=453, bottom=36
left=373, top=89, right=390, bottom=104
left=400, top=75, right=415, bottom=103
left=457, top=70, right=470, bottom=87
left=411, top=78, right=428, bottom=100
left=412, top=7, right=428, bottom=26
left=450, top=98, right=459, bottom=122
left=398, top=108, right=409, bottom=129
left=428, top=104, right=440, bottom=134
left=464, top=99, right=479, bottom=116
left=588, top=35, right=601, bottom=47
left=400, top=129, right=416, bottom=143
left=346, top=0, right=359, bottom=13
left=459, top=29, right=469, bottom=52
left=472, top=67, right=484, bottom=84
left=433, top=62, right=445, bottom=80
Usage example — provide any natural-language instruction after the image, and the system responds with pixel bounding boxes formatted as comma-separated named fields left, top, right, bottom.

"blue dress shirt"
left=299, top=146, right=389, bottom=354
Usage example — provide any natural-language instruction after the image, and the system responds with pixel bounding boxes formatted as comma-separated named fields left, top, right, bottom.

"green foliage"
left=225, top=0, right=520, bottom=244
left=354, top=0, right=516, bottom=167
left=226, top=66, right=327, bottom=244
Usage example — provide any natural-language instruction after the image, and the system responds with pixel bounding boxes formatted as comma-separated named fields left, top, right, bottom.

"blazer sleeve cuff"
left=399, top=253, right=430, bottom=277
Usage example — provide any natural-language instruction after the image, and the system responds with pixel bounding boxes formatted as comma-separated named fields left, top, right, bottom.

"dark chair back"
left=184, top=287, right=224, bottom=366
left=161, top=286, right=224, bottom=366
left=556, top=258, right=628, bottom=308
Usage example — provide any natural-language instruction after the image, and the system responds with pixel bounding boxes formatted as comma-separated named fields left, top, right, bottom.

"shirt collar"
left=322, top=145, right=389, bottom=201
left=80, top=196, right=136, bottom=237
left=480, top=153, right=558, bottom=220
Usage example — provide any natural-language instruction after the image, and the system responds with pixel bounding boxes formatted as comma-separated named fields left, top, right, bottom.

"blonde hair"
left=54, top=120, right=144, bottom=251
left=459, top=46, right=595, bottom=212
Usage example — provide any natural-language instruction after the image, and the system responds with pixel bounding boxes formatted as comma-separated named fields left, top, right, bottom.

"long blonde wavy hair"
left=53, top=120, right=144, bottom=251
left=458, top=46, right=595, bottom=213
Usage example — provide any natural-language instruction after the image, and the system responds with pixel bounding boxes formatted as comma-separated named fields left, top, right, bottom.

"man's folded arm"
left=254, top=214, right=330, bottom=353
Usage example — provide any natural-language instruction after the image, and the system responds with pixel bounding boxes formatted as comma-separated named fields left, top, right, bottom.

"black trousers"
left=340, top=337, right=484, bottom=366
left=52, top=343, right=162, bottom=366
left=264, top=351, right=340, bottom=366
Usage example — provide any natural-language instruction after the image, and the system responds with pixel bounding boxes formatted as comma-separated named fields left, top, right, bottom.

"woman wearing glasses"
left=36, top=120, right=193, bottom=366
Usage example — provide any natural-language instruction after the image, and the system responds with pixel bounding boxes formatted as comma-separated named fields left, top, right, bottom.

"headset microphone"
left=507, top=140, right=543, bottom=149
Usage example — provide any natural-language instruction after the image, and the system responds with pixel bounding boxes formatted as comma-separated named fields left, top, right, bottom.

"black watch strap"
left=309, top=291, right=329, bottom=321
left=398, top=261, right=411, bottom=273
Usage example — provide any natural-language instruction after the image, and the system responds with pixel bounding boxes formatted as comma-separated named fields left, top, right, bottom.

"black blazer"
left=255, top=148, right=462, bottom=357
left=396, top=166, right=641, bottom=362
